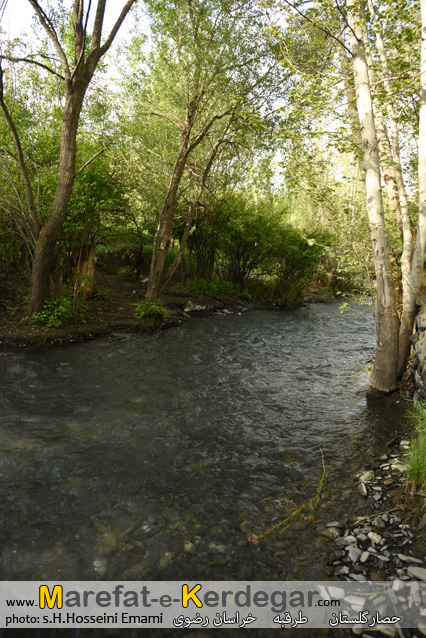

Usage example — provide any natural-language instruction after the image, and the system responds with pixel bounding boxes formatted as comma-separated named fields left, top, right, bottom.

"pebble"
left=335, top=534, right=357, bottom=548
left=323, top=445, right=424, bottom=583
left=347, top=545, right=362, bottom=563
left=357, top=483, right=368, bottom=497
left=398, top=553, right=424, bottom=564
left=358, top=470, right=374, bottom=482
left=407, top=566, right=426, bottom=580
left=368, top=531, right=382, bottom=544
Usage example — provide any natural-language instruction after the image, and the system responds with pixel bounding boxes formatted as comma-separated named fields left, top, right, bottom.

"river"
left=0, top=301, right=407, bottom=592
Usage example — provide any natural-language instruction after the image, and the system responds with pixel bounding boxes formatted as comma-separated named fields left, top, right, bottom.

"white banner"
left=1, top=581, right=426, bottom=629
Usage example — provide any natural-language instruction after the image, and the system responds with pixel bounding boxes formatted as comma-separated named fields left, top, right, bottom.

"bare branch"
left=0, top=55, right=65, bottom=80
left=281, top=0, right=353, bottom=56
left=90, top=0, right=107, bottom=52
left=98, top=0, right=137, bottom=58
left=0, top=63, right=41, bottom=234
left=150, top=111, right=183, bottom=130
left=26, top=0, right=70, bottom=79
left=74, top=147, right=105, bottom=178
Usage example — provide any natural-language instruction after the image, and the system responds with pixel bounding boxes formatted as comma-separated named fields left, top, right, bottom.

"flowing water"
left=0, top=301, right=407, bottom=585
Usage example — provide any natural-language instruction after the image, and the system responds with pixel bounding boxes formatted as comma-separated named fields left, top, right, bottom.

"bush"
left=406, top=403, right=426, bottom=489
left=119, top=265, right=138, bottom=281
left=31, top=296, right=74, bottom=328
left=93, top=286, right=110, bottom=301
left=29, top=285, right=87, bottom=328
left=135, top=300, right=168, bottom=321
left=186, top=278, right=234, bottom=296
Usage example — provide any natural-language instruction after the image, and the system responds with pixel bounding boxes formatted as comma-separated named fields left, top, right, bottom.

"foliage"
left=185, top=278, right=234, bottom=297
left=93, top=286, right=110, bottom=301
left=135, top=300, right=168, bottom=321
left=119, top=265, right=139, bottom=281
left=29, top=281, right=88, bottom=328
left=406, top=403, right=426, bottom=489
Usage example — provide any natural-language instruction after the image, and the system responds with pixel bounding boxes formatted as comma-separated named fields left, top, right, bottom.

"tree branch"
left=74, top=147, right=105, bottom=178
left=0, top=63, right=41, bottom=235
left=150, top=111, right=183, bottom=130
left=98, top=0, right=138, bottom=58
left=26, top=0, right=71, bottom=80
left=0, top=55, right=65, bottom=80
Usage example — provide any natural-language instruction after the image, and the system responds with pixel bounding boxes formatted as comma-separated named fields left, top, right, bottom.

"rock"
left=418, top=512, right=426, bottom=530
left=160, top=552, right=174, bottom=567
left=184, top=541, right=194, bottom=552
left=335, top=535, right=357, bottom=548
left=357, top=483, right=368, bottom=497
left=397, top=554, right=424, bottom=564
left=372, top=516, right=386, bottom=529
left=347, top=546, right=362, bottom=563
left=368, top=531, right=381, bottom=544
left=326, top=521, right=344, bottom=528
left=208, top=542, right=226, bottom=552
left=92, top=559, right=107, bottom=575
left=184, top=300, right=207, bottom=312
left=407, top=566, right=426, bottom=580
left=322, top=527, right=341, bottom=539
left=102, top=532, right=119, bottom=550
left=360, top=551, right=370, bottom=563
left=359, top=470, right=375, bottom=483
left=334, top=566, right=350, bottom=576
left=398, top=439, right=410, bottom=451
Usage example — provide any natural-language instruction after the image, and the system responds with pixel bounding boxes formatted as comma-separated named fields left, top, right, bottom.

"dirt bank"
left=0, top=268, right=285, bottom=351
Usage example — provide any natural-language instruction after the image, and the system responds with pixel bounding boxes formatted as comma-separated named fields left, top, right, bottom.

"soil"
left=0, top=267, right=281, bottom=351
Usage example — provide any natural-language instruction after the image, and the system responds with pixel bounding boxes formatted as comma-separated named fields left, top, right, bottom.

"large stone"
left=407, top=566, right=426, bottom=580
left=347, top=545, right=362, bottom=563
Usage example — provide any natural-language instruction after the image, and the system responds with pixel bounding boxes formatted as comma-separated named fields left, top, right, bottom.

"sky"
left=1, top=0, right=139, bottom=44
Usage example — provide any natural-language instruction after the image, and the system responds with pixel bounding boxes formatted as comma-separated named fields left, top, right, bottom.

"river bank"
left=0, top=268, right=332, bottom=351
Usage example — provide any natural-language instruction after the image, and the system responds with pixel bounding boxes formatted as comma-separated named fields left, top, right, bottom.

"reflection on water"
left=0, top=302, right=406, bottom=584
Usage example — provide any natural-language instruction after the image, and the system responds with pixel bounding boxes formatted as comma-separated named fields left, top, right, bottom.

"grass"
left=406, top=402, right=426, bottom=489
left=135, top=299, right=168, bottom=321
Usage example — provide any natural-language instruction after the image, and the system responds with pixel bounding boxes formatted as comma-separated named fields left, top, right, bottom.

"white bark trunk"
left=347, top=0, right=399, bottom=392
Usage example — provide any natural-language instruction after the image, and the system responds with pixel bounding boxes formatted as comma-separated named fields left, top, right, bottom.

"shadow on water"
left=0, top=302, right=409, bottom=637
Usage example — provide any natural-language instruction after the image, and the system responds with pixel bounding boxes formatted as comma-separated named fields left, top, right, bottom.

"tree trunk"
left=70, top=244, right=96, bottom=297
left=25, top=0, right=136, bottom=315
left=347, top=0, right=400, bottom=392
left=146, top=98, right=199, bottom=301
left=29, top=86, right=86, bottom=313
left=145, top=152, right=189, bottom=301
left=398, top=0, right=426, bottom=375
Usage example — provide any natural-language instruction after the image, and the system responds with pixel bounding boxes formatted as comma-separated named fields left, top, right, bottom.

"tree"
left=0, top=0, right=137, bottom=313
left=272, top=0, right=423, bottom=392
left=134, top=0, right=286, bottom=300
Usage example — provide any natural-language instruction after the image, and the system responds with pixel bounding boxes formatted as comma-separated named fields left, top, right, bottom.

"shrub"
left=32, top=296, right=74, bottom=328
left=30, top=285, right=87, bottom=328
left=135, top=300, right=168, bottom=321
left=186, top=278, right=234, bottom=296
left=406, top=403, right=426, bottom=489
left=93, top=286, right=110, bottom=301
left=119, top=265, right=138, bottom=281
